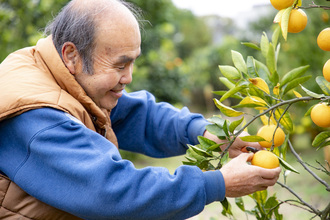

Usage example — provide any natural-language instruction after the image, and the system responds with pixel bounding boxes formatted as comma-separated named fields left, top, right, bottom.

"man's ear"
left=62, top=42, right=81, bottom=75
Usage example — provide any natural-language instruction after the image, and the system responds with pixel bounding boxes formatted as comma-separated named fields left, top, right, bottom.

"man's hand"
left=203, top=130, right=263, bottom=158
left=220, top=153, right=281, bottom=197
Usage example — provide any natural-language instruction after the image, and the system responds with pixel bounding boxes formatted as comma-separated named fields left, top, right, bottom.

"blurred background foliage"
left=0, top=0, right=329, bottom=129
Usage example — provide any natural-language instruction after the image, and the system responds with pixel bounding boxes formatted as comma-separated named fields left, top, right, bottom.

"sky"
left=172, top=0, right=271, bottom=18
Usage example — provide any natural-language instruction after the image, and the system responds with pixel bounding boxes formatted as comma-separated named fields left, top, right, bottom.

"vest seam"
left=0, top=205, right=37, bottom=220
left=12, top=120, right=70, bottom=180
left=0, top=175, right=10, bottom=206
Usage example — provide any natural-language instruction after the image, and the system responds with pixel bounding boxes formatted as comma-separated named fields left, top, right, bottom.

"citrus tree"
left=183, top=0, right=330, bottom=219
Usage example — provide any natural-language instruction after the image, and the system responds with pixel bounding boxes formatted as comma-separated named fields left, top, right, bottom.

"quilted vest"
left=0, top=36, right=118, bottom=219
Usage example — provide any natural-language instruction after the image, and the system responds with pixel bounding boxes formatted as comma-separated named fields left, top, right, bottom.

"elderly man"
left=0, top=0, right=281, bottom=219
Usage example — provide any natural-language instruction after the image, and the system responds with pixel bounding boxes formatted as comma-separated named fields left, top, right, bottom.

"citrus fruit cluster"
left=270, top=0, right=307, bottom=33
left=317, top=28, right=330, bottom=85
left=311, top=28, right=330, bottom=127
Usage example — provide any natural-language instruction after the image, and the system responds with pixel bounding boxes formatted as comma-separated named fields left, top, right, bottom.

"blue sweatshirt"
left=0, top=90, right=225, bottom=219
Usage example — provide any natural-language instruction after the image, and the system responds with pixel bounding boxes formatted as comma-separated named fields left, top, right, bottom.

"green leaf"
left=267, top=43, right=276, bottom=75
left=300, top=85, right=324, bottom=98
left=233, top=96, right=268, bottom=109
left=275, top=43, right=281, bottom=65
left=241, top=42, right=261, bottom=50
left=214, top=98, right=244, bottom=117
left=304, top=105, right=314, bottom=117
left=272, top=25, right=281, bottom=47
left=235, top=197, right=245, bottom=211
left=232, top=50, right=247, bottom=74
left=197, top=136, right=216, bottom=150
left=220, top=84, right=248, bottom=102
left=265, top=196, right=278, bottom=210
left=188, top=144, right=213, bottom=157
left=219, top=65, right=241, bottom=80
left=206, top=124, right=227, bottom=139
left=239, top=135, right=265, bottom=142
left=316, top=76, right=330, bottom=96
left=219, top=77, right=235, bottom=90
left=253, top=190, right=268, bottom=204
left=282, top=75, right=312, bottom=96
left=278, top=156, right=299, bottom=174
left=270, top=70, right=280, bottom=88
left=275, top=108, right=293, bottom=133
left=182, top=160, right=196, bottom=166
left=312, top=131, right=330, bottom=149
left=246, top=56, right=258, bottom=78
left=223, top=120, right=230, bottom=137
left=186, top=147, right=205, bottom=161
left=255, top=59, right=271, bottom=83
left=280, top=8, right=292, bottom=41
left=221, top=198, right=233, bottom=216
left=260, top=32, right=269, bottom=58
left=208, top=143, right=223, bottom=152
left=280, top=65, right=310, bottom=87
left=207, top=116, right=225, bottom=127
left=229, top=117, right=244, bottom=133
left=213, top=91, right=243, bottom=100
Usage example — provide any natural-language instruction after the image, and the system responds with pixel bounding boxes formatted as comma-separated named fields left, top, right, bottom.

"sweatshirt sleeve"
left=0, top=108, right=225, bottom=220
left=111, top=90, right=210, bottom=157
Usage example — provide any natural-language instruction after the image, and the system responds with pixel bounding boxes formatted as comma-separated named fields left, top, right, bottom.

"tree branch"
left=299, top=5, right=330, bottom=10
left=276, top=181, right=321, bottom=216
left=287, top=139, right=330, bottom=191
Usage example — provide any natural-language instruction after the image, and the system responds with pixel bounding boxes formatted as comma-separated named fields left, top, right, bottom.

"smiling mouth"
left=110, top=88, right=124, bottom=98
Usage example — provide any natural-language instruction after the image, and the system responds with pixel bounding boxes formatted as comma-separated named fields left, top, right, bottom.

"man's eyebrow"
left=117, top=53, right=141, bottom=63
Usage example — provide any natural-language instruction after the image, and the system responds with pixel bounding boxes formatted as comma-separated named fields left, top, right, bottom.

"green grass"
left=128, top=148, right=329, bottom=220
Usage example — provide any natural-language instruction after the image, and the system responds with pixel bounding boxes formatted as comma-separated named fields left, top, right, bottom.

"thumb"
left=235, top=152, right=254, bottom=162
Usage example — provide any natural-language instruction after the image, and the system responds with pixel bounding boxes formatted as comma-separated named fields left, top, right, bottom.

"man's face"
left=74, top=13, right=141, bottom=110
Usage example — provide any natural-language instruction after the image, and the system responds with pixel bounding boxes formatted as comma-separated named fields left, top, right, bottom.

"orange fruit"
left=251, top=150, right=280, bottom=169
left=311, top=103, right=330, bottom=127
left=323, top=59, right=330, bottom=82
left=257, top=125, right=285, bottom=148
left=270, top=0, right=295, bottom=10
left=286, top=9, right=308, bottom=33
left=317, top=28, right=330, bottom=51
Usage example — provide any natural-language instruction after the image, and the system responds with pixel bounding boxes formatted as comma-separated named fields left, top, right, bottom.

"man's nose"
left=120, top=64, right=133, bottom=85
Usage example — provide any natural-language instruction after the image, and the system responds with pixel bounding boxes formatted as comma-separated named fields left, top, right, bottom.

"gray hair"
left=44, top=0, right=143, bottom=74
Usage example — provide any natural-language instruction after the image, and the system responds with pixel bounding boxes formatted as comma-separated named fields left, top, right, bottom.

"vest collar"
left=35, top=36, right=109, bottom=128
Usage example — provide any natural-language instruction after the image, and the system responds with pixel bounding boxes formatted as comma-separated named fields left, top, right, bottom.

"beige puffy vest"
left=0, top=36, right=118, bottom=219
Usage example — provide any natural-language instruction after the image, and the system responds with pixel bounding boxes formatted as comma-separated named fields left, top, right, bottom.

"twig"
left=276, top=181, right=321, bottom=216
left=306, top=160, right=330, bottom=175
left=299, top=5, right=330, bottom=10
left=287, top=139, right=330, bottom=191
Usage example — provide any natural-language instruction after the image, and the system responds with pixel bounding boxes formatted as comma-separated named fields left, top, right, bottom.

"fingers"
left=220, top=157, right=281, bottom=197
left=258, top=167, right=281, bottom=180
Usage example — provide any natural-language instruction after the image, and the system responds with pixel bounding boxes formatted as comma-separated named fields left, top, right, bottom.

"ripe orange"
left=317, top=28, right=330, bottom=51
left=323, top=59, right=330, bottom=82
left=251, top=150, right=280, bottom=169
left=270, top=0, right=295, bottom=10
left=257, top=125, right=285, bottom=148
left=311, top=103, right=330, bottom=127
left=286, top=9, right=308, bottom=33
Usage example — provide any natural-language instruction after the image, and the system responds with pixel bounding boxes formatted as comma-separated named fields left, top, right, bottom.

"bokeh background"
left=1, top=0, right=329, bottom=219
